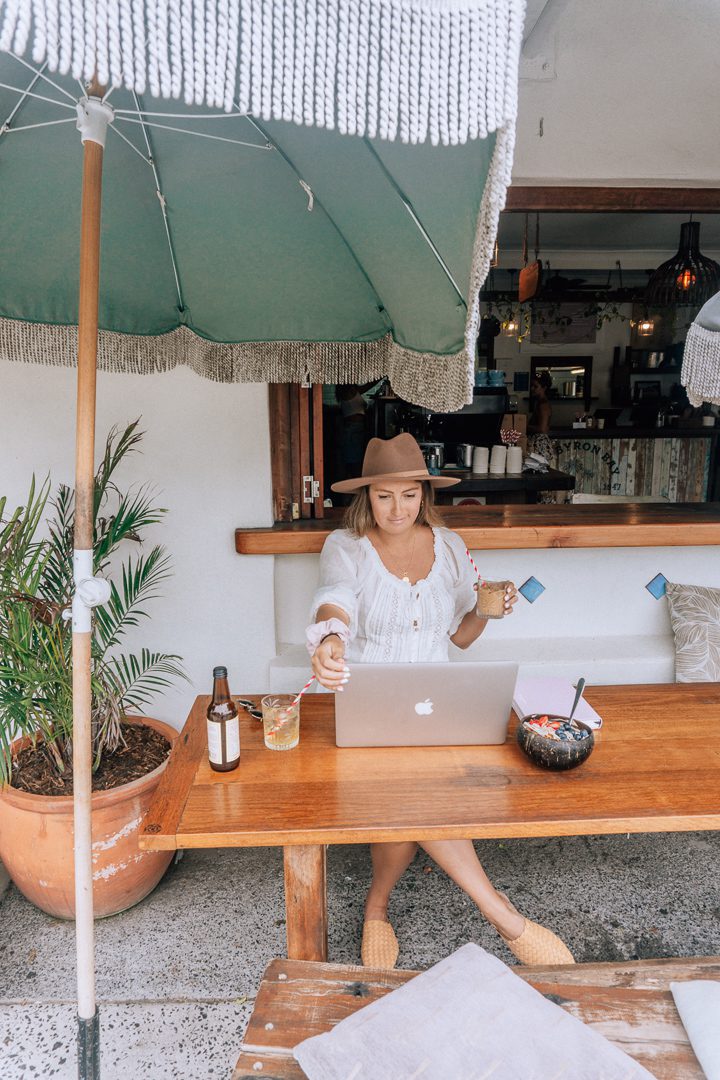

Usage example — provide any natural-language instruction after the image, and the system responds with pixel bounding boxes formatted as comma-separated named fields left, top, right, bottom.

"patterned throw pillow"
left=666, top=582, right=720, bottom=682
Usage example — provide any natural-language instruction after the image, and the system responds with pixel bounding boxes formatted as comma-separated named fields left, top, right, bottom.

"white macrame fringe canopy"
left=682, top=290, right=720, bottom=407
left=0, top=0, right=524, bottom=145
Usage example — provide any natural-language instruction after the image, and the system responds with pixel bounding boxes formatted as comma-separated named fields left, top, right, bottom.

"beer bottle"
left=207, top=666, right=240, bottom=772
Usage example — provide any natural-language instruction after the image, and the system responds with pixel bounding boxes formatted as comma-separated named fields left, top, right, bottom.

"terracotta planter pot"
left=0, top=716, right=177, bottom=919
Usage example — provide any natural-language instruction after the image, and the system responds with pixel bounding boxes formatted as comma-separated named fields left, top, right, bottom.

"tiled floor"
left=2, top=834, right=720, bottom=1079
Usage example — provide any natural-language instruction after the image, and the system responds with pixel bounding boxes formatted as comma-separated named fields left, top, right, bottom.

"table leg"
left=283, top=844, right=328, bottom=961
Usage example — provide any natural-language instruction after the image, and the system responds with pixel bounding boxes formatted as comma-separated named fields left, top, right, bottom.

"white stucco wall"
left=0, top=359, right=275, bottom=731
left=514, top=0, right=720, bottom=184
left=275, top=546, right=720, bottom=649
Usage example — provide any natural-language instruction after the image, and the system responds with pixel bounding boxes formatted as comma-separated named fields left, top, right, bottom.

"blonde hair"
left=343, top=481, right=445, bottom=537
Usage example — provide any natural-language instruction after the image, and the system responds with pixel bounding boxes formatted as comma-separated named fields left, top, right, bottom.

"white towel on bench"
left=294, top=943, right=656, bottom=1080
left=671, top=980, right=720, bottom=1080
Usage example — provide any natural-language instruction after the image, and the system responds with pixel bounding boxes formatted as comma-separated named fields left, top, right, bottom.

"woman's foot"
left=361, top=899, right=399, bottom=968
left=488, top=893, right=575, bottom=966
left=361, top=917, right=399, bottom=969
left=482, top=894, right=525, bottom=941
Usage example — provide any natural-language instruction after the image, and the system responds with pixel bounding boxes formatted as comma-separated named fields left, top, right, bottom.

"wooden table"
left=140, top=684, right=720, bottom=962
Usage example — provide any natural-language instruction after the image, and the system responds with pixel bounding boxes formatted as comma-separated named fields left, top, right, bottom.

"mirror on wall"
left=530, top=356, right=593, bottom=410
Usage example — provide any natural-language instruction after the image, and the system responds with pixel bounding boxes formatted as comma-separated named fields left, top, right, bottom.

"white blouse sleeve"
left=310, top=531, right=361, bottom=634
left=443, top=529, right=479, bottom=634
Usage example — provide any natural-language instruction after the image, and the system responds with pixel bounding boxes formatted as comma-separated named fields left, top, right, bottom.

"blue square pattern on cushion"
left=646, top=573, right=668, bottom=600
left=519, top=576, right=546, bottom=603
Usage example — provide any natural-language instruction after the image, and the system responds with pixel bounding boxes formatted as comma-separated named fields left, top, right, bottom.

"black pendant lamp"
left=645, top=219, right=720, bottom=307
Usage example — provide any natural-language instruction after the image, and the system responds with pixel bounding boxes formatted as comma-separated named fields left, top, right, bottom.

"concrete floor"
left=1, top=833, right=719, bottom=1079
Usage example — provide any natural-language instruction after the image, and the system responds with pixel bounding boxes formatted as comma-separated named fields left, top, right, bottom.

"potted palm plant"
left=0, top=421, right=185, bottom=918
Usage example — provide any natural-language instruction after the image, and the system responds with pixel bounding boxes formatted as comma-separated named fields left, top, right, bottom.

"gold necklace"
left=377, top=526, right=418, bottom=583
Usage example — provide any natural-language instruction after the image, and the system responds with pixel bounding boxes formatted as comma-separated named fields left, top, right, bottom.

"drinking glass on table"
left=261, top=695, right=300, bottom=751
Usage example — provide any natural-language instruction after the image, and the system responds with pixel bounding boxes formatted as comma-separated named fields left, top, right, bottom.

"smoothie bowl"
left=516, top=714, right=595, bottom=771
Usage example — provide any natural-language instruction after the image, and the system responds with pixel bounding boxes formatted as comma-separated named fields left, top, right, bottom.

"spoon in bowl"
left=568, top=678, right=586, bottom=724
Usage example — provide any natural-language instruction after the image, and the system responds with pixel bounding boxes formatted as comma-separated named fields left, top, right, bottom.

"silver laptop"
left=334, top=661, right=519, bottom=747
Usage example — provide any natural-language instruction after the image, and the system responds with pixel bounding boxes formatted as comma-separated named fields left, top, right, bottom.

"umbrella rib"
left=109, top=122, right=152, bottom=166
left=243, top=113, right=391, bottom=329
left=1, top=61, right=48, bottom=131
left=113, top=109, right=251, bottom=120
left=8, top=53, right=77, bottom=102
left=130, top=91, right=185, bottom=314
left=115, top=116, right=271, bottom=150
left=2, top=117, right=76, bottom=133
left=361, top=138, right=467, bottom=309
left=0, top=81, right=76, bottom=110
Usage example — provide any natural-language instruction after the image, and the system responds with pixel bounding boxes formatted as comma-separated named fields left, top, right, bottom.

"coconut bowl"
left=516, top=714, right=595, bottom=771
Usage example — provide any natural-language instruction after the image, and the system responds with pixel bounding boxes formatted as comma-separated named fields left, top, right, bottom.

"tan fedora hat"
left=331, top=433, right=461, bottom=493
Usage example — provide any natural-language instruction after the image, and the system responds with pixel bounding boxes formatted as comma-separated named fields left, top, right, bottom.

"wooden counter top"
left=236, top=502, right=720, bottom=554
left=548, top=427, right=718, bottom=439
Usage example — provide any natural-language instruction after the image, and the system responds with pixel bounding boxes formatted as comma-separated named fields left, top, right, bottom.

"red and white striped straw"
left=292, top=674, right=316, bottom=706
left=465, top=548, right=486, bottom=587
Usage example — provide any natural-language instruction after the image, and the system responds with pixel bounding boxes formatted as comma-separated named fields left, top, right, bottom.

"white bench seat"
left=268, top=635, right=675, bottom=694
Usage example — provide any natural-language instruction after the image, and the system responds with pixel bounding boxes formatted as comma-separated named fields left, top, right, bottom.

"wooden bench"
left=233, top=956, right=720, bottom=1079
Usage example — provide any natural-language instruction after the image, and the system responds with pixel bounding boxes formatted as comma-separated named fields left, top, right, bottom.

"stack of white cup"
left=489, top=445, right=507, bottom=475
left=472, top=446, right=489, bottom=473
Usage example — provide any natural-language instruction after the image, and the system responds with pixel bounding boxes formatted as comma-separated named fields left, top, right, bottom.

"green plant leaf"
left=94, top=545, right=173, bottom=650
left=0, top=423, right=184, bottom=783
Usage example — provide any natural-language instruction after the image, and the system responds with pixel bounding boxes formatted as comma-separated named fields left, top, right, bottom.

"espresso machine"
left=378, top=386, right=509, bottom=467
left=426, top=386, right=509, bottom=466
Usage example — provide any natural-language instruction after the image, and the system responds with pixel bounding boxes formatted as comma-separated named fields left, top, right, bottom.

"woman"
left=528, top=370, right=553, bottom=447
left=307, top=433, right=574, bottom=970
left=528, top=371, right=557, bottom=504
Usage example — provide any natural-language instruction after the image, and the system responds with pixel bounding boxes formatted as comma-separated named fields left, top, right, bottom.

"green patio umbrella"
left=0, top=55, right=514, bottom=412
left=0, top=4, right=524, bottom=1074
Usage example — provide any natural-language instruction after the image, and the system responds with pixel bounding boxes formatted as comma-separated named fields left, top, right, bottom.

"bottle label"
left=207, top=717, right=240, bottom=764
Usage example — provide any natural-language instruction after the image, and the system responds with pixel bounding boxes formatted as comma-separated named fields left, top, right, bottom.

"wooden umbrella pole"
left=72, top=80, right=110, bottom=1080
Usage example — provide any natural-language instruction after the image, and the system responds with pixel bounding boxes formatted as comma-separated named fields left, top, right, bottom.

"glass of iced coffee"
left=261, top=695, right=300, bottom=750
left=475, top=580, right=511, bottom=619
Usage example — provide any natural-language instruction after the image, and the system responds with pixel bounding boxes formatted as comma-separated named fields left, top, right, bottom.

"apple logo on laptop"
left=414, top=699, right=433, bottom=716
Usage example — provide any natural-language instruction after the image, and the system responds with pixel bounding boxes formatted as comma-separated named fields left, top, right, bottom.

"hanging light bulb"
left=676, top=267, right=697, bottom=291
left=502, top=315, right=519, bottom=336
left=645, top=220, right=720, bottom=307
left=637, top=315, right=655, bottom=336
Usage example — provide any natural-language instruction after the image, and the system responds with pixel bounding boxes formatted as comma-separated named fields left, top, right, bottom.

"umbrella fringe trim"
left=1, top=0, right=524, bottom=147
left=0, top=319, right=479, bottom=412
left=463, top=117, right=516, bottom=398
left=681, top=322, right=720, bottom=407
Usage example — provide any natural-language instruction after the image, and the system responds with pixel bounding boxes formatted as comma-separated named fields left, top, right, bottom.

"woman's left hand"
left=504, top=582, right=519, bottom=615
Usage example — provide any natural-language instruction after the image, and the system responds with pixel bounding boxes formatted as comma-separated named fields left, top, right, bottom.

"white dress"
left=310, top=526, right=478, bottom=663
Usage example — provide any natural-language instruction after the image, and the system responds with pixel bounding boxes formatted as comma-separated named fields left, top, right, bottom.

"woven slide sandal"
left=497, top=893, right=575, bottom=966
left=361, top=919, right=400, bottom=969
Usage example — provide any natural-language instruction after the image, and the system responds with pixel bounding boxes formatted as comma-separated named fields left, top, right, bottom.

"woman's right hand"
left=311, top=635, right=350, bottom=691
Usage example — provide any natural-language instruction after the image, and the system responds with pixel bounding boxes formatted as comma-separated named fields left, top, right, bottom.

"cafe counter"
left=235, top=503, right=720, bottom=554
left=542, top=426, right=718, bottom=503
